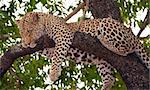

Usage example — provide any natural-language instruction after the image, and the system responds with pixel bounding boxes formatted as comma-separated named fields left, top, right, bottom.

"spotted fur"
left=68, top=47, right=115, bottom=90
left=16, top=12, right=74, bottom=81
left=16, top=12, right=149, bottom=90
left=68, top=18, right=150, bottom=68
left=39, top=47, right=115, bottom=90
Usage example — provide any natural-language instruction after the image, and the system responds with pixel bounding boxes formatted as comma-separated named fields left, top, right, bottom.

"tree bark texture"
left=88, top=0, right=149, bottom=89
left=0, top=0, right=149, bottom=89
left=89, top=0, right=122, bottom=22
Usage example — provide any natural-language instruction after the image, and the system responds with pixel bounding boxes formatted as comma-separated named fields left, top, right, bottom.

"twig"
left=64, top=2, right=86, bottom=21
left=9, top=67, right=22, bottom=90
left=137, top=9, right=150, bottom=37
left=139, top=35, right=150, bottom=39
left=0, top=34, right=9, bottom=40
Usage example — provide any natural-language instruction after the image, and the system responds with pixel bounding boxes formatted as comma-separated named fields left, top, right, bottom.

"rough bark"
left=0, top=36, right=55, bottom=78
left=1, top=32, right=149, bottom=89
left=89, top=0, right=122, bottom=22
left=89, top=0, right=149, bottom=89
left=0, top=0, right=149, bottom=89
left=73, top=32, right=149, bottom=90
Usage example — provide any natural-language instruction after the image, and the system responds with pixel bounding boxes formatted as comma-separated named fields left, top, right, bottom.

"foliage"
left=116, top=0, right=149, bottom=25
left=0, top=0, right=149, bottom=90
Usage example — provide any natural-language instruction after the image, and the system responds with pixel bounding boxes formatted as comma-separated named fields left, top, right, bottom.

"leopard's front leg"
left=50, top=52, right=62, bottom=81
left=38, top=47, right=64, bottom=81
left=49, top=31, right=73, bottom=81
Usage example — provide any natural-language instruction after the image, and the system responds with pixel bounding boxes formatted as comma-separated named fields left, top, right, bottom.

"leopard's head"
left=16, top=12, right=46, bottom=48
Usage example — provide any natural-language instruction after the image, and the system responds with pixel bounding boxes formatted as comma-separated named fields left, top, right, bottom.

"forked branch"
left=137, top=9, right=150, bottom=37
left=64, top=2, right=86, bottom=21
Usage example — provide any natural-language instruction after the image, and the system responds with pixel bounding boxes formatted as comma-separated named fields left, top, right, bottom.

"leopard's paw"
left=101, top=78, right=115, bottom=90
left=49, top=66, right=62, bottom=81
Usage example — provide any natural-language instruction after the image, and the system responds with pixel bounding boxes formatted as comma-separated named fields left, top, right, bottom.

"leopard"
left=67, top=19, right=150, bottom=68
left=16, top=12, right=115, bottom=90
left=16, top=12, right=150, bottom=90
left=16, top=12, right=74, bottom=83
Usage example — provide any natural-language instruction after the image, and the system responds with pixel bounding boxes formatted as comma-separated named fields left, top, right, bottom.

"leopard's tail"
left=135, top=42, right=150, bottom=69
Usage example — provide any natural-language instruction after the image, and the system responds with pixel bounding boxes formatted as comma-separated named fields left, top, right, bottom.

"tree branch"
left=9, top=67, right=22, bottom=89
left=0, top=36, right=55, bottom=78
left=0, top=0, right=149, bottom=89
left=89, top=0, right=122, bottom=22
left=89, top=0, right=149, bottom=89
left=64, top=2, right=85, bottom=21
left=0, top=32, right=149, bottom=89
left=139, top=35, right=150, bottom=40
left=137, top=9, right=150, bottom=37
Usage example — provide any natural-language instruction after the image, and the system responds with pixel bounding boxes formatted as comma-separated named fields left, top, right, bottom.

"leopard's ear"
left=15, top=20, right=22, bottom=26
left=31, top=13, right=39, bottom=23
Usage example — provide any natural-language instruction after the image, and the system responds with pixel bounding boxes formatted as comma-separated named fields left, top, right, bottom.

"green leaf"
left=30, top=0, right=36, bottom=7
left=41, top=0, right=47, bottom=5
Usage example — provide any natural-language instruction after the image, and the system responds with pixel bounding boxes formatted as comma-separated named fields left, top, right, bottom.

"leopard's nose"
left=22, top=43, right=29, bottom=48
left=22, top=43, right=26, bottom=48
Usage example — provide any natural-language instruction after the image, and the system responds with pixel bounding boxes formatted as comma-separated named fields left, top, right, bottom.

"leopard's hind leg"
left=67, top=47, right=115, bottom=90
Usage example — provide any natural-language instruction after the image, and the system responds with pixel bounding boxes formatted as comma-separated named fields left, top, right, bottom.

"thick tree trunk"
left=89, top=0, right=122, bottom=22
left=0, top=0, right=149, bottom=89
left=88, top=0, right=149, bottom=89
left=73, top=32, right=149, bottom=90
